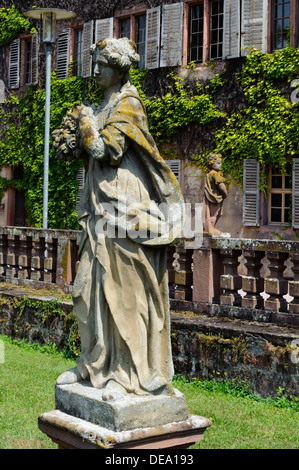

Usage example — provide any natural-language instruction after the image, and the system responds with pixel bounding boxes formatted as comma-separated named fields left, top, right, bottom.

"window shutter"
left=95, top=17, right=114, bottom=43
left=0, top=80, right=4, bottom=103
left=8, top=38, right=20, bottom=89
left=82, top=21, right=94, bottom=78
left=223, top=0, right=241, bottom=59
left=243, top=159, right=260, bottom=226
left=241, top=0, right=268, bottom=55
left=292, top=158, right=299, bottom=228
left=166, top=159, right=181, bottom=185
left=145, top=6, right=161, bottom=69
left=160, top=3, right=183, bottom=67
left=76, top=166, right=86, bottom=212
left=31, top=32, right=39, bottom=85
left=56, top=28, right=70, bottom=79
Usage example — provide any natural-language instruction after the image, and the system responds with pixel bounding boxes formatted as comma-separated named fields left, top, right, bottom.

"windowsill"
left=260, top=223, right=293, bottom=229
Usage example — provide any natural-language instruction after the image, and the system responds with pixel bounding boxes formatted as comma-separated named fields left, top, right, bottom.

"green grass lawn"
left=0, top=335, right=298, bottom=449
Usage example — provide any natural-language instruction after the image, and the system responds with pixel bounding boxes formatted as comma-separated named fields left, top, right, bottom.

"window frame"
left=135, top=14, right=147, bottom=68
left=210, top=0, right=224, bottom=60
left=24, top=37, right=32, bottom=85
left=269, top=0, right=299, bottom=51
left=73, top=27, right=84, bottom=77
left=268, top=163, right=292, bottom=225
left=183, top=0, right=226, bottom=65
left=271, top=0, right=291, bottom=50
left=115, top=5, right=148, bottom=68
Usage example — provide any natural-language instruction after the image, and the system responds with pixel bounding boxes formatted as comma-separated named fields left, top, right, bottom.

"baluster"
left=0, top=233, right=8, bottom=277
left=18, top=235, right=32, bottom=280
left=6, top=235, right=20, bottom=279
left=44, top=238, right=57, bottom=284
left=220, top=249, right=242, bottom=306
left=288, top=253, right=299, bottom=314
left=174, top=248, right=193, bottom=301
left=241, top=249, right=265, bottom=309
left=167, top=246, right=176, bottom=298
left=264, top=251, right=288, bottom=312
left=31, top=235, right=45, bottom=282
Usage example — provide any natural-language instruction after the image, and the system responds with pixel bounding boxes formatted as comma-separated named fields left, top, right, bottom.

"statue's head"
left=206, top=153, right=222, bottom=171
left=90, top=37, right=140, bottom=72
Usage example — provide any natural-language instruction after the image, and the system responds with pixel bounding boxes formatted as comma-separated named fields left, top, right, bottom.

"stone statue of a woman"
left=52, top=38, right=185, bottom=403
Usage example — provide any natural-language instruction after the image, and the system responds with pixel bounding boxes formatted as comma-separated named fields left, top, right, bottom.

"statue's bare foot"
left=102, top=380, right=127, bottom=401
left=56, top=367, right=82, bottom=385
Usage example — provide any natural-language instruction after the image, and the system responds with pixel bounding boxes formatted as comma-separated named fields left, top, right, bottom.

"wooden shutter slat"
left=8, top=38, right=20, bottom=89
left=160, top=3, right=183, bottom=67
left=95, top=17, right=114, bottom=43
left=82, top=21, right=94, bottom=78
left=223, top=0, right=240, bottom=59
left=166, top=159, right=181, bottom=185
left=56, top=28, right=70, bottom=80
left=76, top=167, right=86, bottom=212
left=241, top=0, right=268, bottom=56
left=243, top=159, right=260, bottom=226
left=145, top=6, right=161, bottom=70
left=31, top=32, right=39, bottom=85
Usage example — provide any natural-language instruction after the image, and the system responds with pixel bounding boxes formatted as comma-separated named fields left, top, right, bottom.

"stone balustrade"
left=1, top=226, right=299, bottom=325
left=170, top=237, right=299, bottom=326
left=0, top=226, right=81, bottom=294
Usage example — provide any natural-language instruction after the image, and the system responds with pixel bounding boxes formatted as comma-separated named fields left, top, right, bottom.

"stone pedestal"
left=55, top=381, right=189, bottom=432
left=38, top=410, right=212, bottom=449
left=38, top=380, right=211, bottom=449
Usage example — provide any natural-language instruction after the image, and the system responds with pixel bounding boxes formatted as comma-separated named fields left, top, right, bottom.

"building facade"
left=1, top=0, right=299, bottom=239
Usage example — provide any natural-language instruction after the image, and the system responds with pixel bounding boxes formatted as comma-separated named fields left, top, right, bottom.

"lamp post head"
left=24, top=8, right=76, bottom=44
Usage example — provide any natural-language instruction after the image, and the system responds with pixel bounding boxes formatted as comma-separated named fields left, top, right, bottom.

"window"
left=8, top=34, right=38, bottom=89
left=190, top=4, right=204, bottom=62
left=273, top=0, right=291, bottom=50
left=210, top=0, right=224, bottom=59
left=242, top=159, right=299, bottom=229
left=188, top=0, right=224, bottom=63
left=136, top=15, right=146, bottom=68
left=25, top=40, right=32, bottom=85
left=73, top=29, right=83, bottom=76
left=269, top=163, right=292, bottom=224
left=120, top=18, right=131, bottom=39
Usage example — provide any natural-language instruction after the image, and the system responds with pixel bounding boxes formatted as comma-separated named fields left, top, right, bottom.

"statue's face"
left=94, top=57, right=124, bottom=89
left=212, top=157, right=222, bottom=171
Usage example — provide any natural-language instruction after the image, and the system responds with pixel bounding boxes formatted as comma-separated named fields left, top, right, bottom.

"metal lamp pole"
left=24, top=8, right=76, bottom=229
left=43, top=42, right=52, bottom=229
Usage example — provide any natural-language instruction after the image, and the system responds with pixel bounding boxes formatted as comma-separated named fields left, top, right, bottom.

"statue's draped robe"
left=72, top=84, right=184, bottom=395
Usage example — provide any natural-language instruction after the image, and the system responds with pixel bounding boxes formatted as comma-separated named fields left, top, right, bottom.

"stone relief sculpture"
left=52, top=38, right=185, bottom=405
left=202, top=153, right=229, bottom=237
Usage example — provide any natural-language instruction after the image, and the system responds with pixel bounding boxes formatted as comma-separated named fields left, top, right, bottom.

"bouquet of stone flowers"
left=52, top=103, right=85, bottom=161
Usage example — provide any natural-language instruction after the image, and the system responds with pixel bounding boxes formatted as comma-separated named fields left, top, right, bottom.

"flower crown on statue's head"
left=90, top=37, right=140, bottom=71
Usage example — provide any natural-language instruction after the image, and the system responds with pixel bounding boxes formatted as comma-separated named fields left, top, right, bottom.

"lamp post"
left=24, top=9, right=76, bottom=229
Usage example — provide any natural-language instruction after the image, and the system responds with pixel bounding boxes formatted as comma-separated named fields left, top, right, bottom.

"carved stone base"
left=55, top=381, right=189, bottom=432
left=38, top=410, right=212, bottom=449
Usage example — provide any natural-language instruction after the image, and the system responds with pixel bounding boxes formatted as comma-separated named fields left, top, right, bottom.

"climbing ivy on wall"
left=0, top=5, right=35, bottom=46
left=209, top=46, right=299, bottom=190
left=130, top=67, right=225, bottom=142
left=0, top=69, right=103, bottom=229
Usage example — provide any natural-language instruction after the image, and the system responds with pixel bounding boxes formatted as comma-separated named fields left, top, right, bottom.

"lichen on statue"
left=52, top=38, right=184, bottom=401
